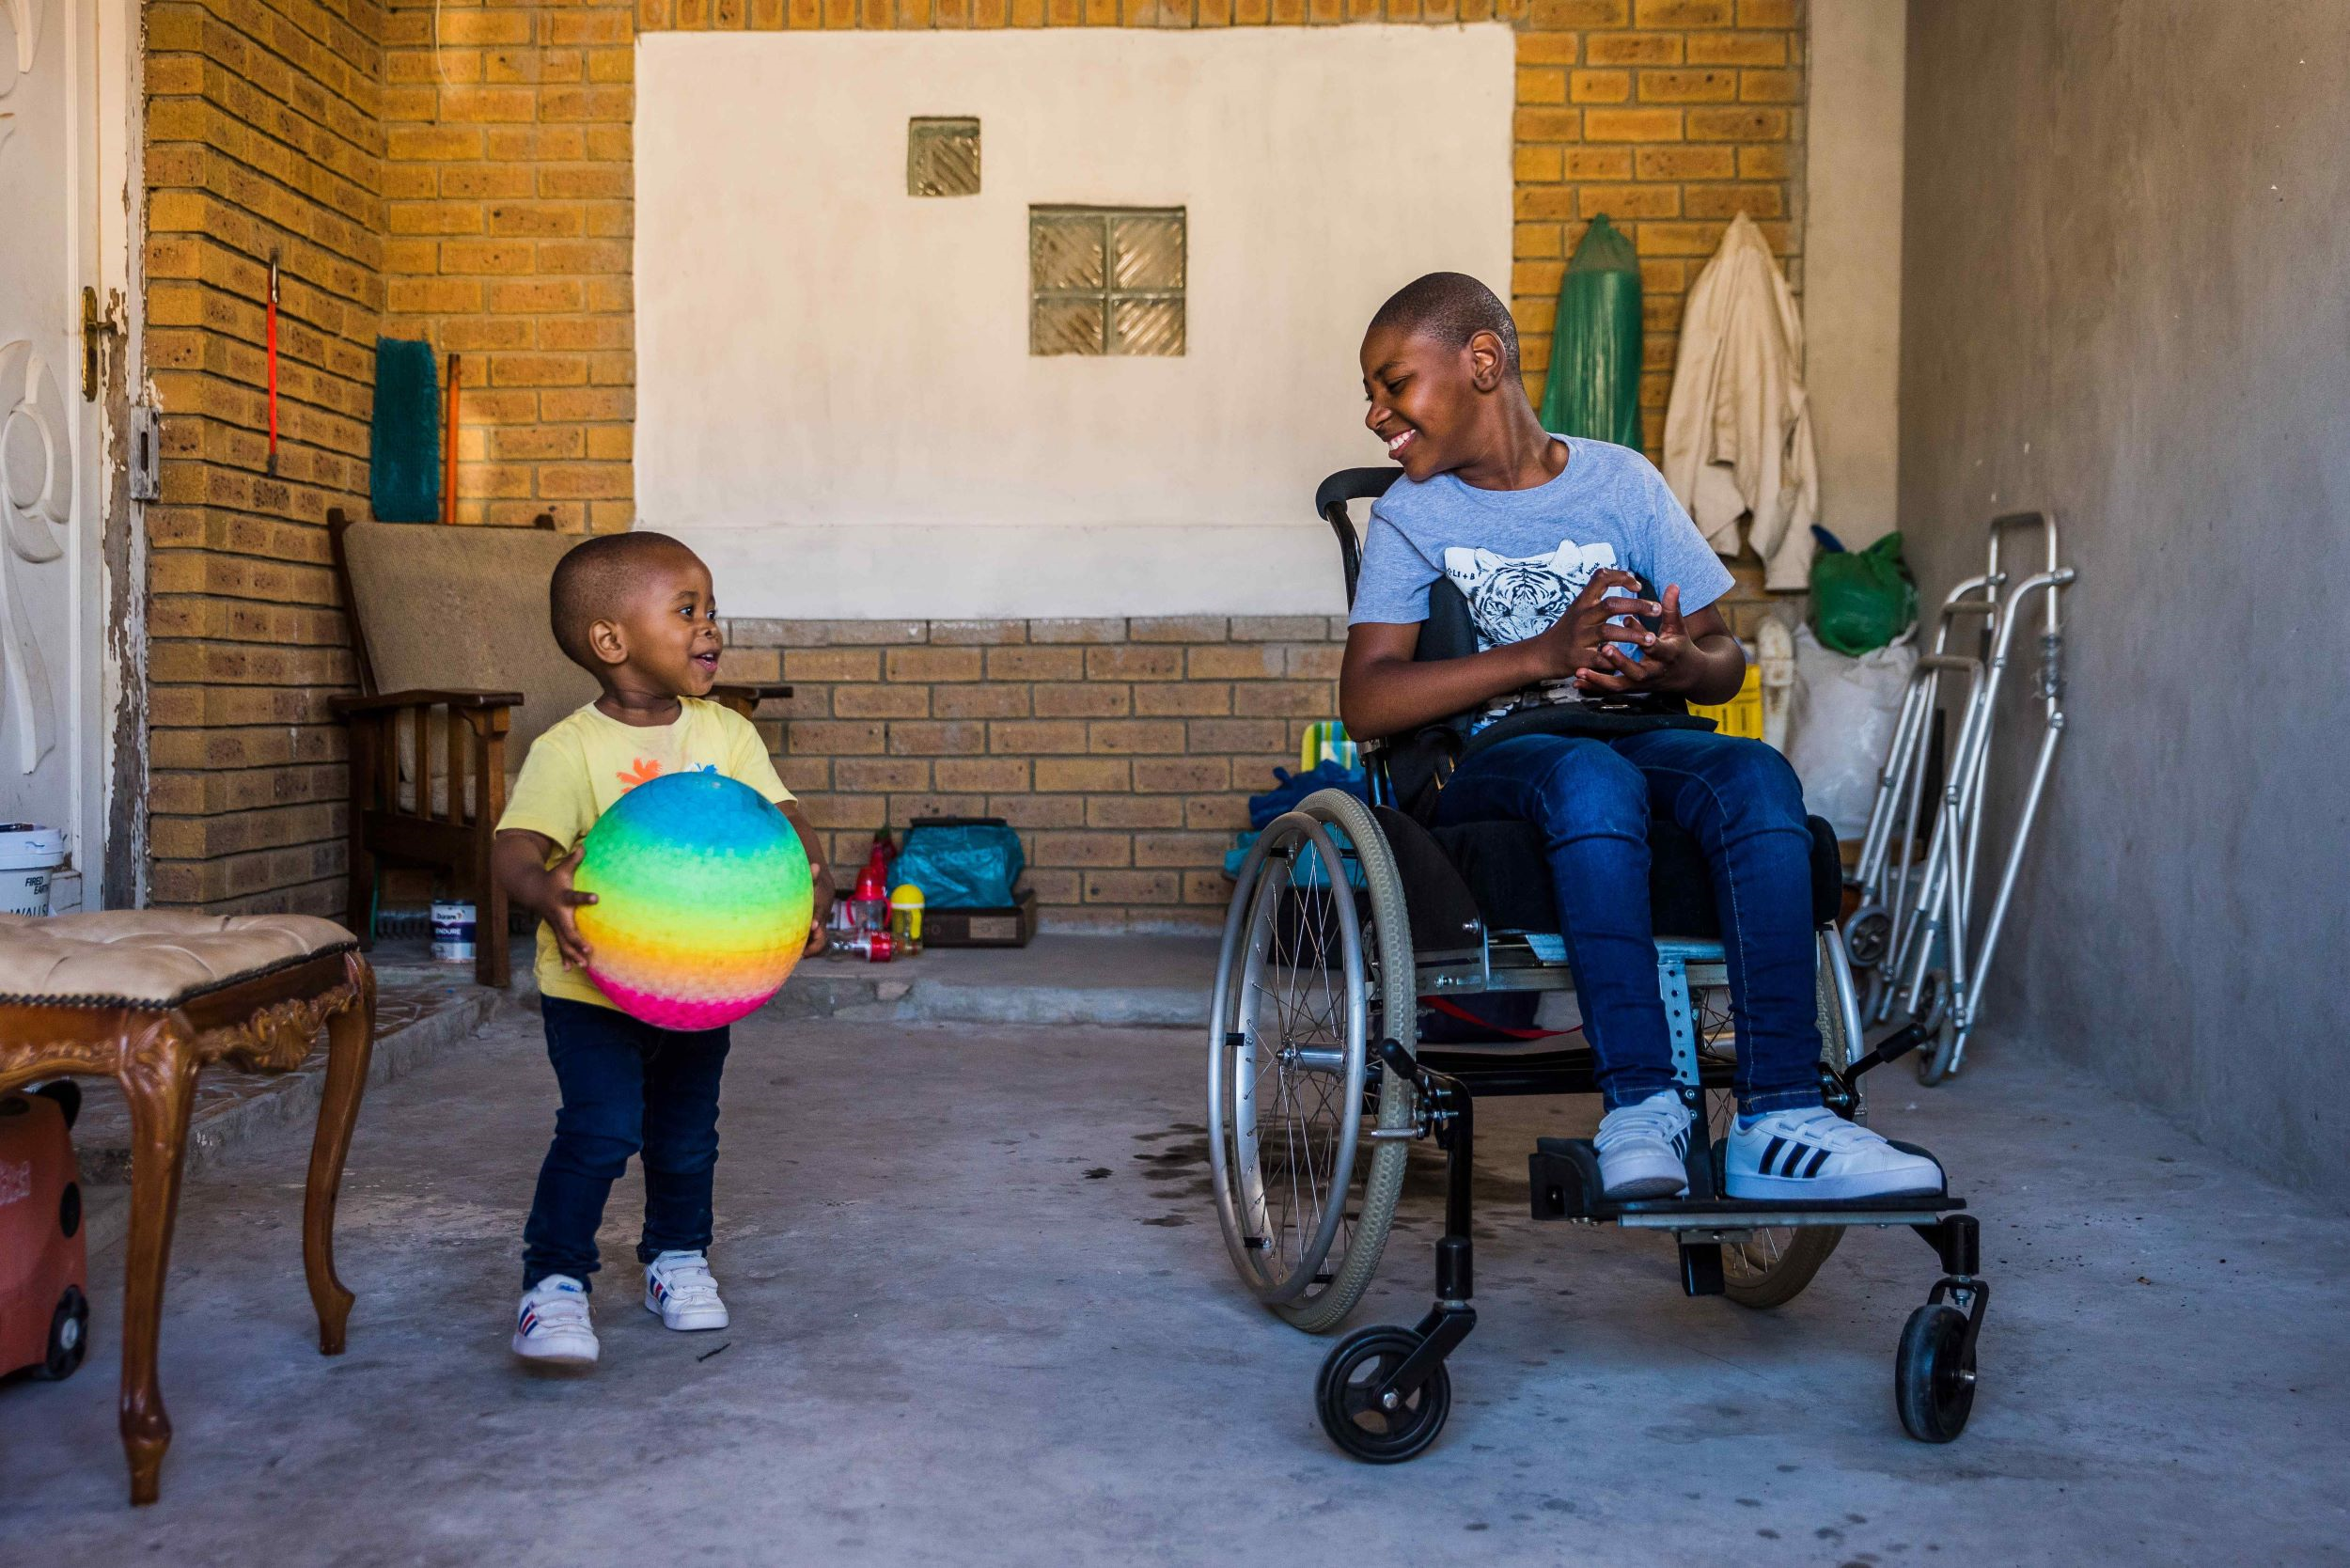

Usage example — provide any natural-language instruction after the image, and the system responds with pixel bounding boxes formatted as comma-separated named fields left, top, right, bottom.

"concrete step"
left=780, top=934, right=1219, bottom=1028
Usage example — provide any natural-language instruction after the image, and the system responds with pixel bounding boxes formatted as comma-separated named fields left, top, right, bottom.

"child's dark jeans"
left=521, top=996, right=731, bottom=1292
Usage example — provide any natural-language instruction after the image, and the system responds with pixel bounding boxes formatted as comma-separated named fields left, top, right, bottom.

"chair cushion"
left=1427, top=815, right=1842, bottom=939
left=340, top=521, right=603, bottom=765
left=0, top=913, right=357, bottom=1009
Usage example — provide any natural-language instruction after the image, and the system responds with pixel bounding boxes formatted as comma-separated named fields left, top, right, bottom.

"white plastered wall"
left=634, top=27, right=1514, bottom=619
left=1803, top=0, right=1905, bottom=548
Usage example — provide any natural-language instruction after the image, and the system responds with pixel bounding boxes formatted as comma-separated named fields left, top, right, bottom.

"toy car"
left=1, top=1082, right=90, bottom=1381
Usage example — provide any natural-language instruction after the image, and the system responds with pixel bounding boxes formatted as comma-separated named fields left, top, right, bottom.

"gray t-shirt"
left=1349, top=435, right=1734, bottom=643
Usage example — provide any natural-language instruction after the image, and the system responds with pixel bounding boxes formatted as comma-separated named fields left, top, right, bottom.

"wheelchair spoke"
left=1254, top=895, right=1354, bottom=1278
left=1211, top=808, right=1385, bottom=1315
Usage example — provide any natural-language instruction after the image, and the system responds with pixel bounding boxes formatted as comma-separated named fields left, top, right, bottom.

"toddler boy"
left=1340, top=274, right=1938, bottom=1202
left=494, top=531, right=832, bottom=1366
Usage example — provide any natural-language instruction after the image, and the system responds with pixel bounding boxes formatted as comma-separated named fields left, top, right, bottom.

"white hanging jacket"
left=1661, top=212, right=1820, bottom=590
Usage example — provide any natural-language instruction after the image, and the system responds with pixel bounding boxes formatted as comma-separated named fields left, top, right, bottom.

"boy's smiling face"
left=593, top=544, right=723, bottom=700
left=1361, top=321, right=1506, bottom=483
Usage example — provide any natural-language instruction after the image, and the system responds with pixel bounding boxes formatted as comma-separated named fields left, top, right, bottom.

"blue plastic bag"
left=891, top=819, right=1026, bottom=908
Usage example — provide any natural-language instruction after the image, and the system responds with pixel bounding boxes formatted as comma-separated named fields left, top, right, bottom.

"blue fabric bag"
left=891, top=818, right=1026, bottom=908
left=1222, top=826, right=1368, bottom=890
left=1246, top=760, right=1370, bottom=830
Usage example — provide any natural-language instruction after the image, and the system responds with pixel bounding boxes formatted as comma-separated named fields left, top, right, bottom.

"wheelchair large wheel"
left=1699, top=926, right=1864, bottom=1309
left=1208, top=789, right=1416, bottom=1334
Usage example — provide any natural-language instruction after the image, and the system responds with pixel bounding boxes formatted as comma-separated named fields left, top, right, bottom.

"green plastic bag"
left=369, top=337, right=440, bottom=524
left=1539, top=214, right=1643, bottom=449
left=1810, top=532, right=1919, bottom=655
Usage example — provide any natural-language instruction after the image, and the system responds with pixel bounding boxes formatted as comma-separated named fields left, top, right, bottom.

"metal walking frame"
left=1845, top=511, right=2076, bottom=1084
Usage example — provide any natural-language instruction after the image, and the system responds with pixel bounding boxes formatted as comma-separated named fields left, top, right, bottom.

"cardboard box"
left=922, top=887, right=1039, bottom=949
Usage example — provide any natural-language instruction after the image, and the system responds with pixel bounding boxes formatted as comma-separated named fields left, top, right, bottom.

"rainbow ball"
left=572, top=771, right=812, bottom=1030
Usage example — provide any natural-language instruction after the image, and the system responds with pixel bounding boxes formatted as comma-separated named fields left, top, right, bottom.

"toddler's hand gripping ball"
left=572, top=771, right=813, bottom=1029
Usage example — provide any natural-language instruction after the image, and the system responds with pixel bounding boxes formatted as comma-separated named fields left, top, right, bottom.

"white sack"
left=1785, top=624, right=1916, bottom=839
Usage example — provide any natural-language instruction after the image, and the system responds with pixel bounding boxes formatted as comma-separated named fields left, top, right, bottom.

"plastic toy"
left=573, top=771, right=813, bottom=1029
left=0, top=1082, right=89, bottom=1382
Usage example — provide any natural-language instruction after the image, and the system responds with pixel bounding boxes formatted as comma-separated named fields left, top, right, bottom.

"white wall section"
left=635, top=26, right=1514, bottom=619
left=1803, top=0, right=1905, bottom=548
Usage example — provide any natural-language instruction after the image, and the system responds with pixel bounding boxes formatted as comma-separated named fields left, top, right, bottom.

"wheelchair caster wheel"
left=1316, top=1325, right=1450, bottom=1463
left=1845, top=904, right=1891, bottom=969
left=1895, top=1302, right=1975, bottom=1442
left=38, top=1286, right=88, bottom=1381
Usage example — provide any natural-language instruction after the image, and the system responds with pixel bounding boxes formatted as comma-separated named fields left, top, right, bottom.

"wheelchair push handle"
left=1317, top=467, right=1400, bottom=609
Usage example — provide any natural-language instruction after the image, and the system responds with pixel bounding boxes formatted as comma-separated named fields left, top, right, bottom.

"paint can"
left=431, top=900, right=478, bottom=964
left=0, top=825, right=67, bottom=917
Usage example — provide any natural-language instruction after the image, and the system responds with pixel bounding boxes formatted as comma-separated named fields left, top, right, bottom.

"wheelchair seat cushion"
left=1425, top=814, right=1841, bottom=939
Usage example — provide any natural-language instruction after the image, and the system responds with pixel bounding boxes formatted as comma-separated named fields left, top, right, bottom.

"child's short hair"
left=548, top=530, right=697, bottom=668
left=1368, top=272, right=1521, bottom=376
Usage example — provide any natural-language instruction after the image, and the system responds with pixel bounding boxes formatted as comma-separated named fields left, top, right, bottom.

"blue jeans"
left=1435, top=729, right=1823, bottom=1116
left=522, top=996, right=731, bottom=1292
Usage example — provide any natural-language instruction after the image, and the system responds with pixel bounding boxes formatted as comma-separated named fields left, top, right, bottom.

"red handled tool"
left=264, top=254, right=280, bottom=476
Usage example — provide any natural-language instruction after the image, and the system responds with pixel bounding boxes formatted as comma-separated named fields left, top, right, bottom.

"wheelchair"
left=1206, top=469, right=1988, bottom=1463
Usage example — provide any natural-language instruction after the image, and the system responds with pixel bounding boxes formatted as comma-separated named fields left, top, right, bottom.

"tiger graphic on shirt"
left=1442, top=539, right=1623, bottom=651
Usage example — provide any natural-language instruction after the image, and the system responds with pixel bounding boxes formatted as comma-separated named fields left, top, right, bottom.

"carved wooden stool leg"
left=304, top=957, right=376, bottom=1355
left=118, top=1019, right=198, bottom=1507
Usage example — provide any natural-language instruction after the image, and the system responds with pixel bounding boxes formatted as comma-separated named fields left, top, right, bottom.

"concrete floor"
left=5, top=1006, right=2346, bottom=1565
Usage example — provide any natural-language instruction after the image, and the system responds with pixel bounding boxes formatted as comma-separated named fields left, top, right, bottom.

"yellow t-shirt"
left=495, top=698, right=795, bottom=1010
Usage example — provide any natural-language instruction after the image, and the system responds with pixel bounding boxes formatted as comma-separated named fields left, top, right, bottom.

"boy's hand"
left=494, top=829, right=601, bottom=969
left=538, top=845, right=599, bottom=969
left=803, top=866, right=834, bottom=957
left=1525, top=570, right=1661, bottom=682
left=783, top=801, right=833, bottom=958
left=1574, top=584, right=1700, bottom=696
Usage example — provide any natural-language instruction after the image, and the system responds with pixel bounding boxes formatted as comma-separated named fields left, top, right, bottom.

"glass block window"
left=907, top=118, right=980, bottom=197
left=1028, top=207, right=1186, bottom=357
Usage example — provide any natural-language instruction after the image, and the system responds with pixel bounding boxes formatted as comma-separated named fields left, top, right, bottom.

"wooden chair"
left=0, top=913, right=374, bottom=1504
left=326, top=511, right=790, bottom=986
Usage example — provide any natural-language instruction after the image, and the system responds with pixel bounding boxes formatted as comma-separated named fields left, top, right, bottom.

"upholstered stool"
left=0, top=913, right=375, bottom=1504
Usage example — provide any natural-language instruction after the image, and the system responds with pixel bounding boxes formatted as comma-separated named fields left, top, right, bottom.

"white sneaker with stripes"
left=1593, top=1089, right=1692, bottom=1200
left=645, top=1250, right=729, bottom=1331
left=1726, top=1106, right=1943, bottom=1200
left=512, top=1276, right=599, bottom=1367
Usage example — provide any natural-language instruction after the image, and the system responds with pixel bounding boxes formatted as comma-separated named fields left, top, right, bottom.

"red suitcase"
left=0, top=1082, right=90, bottom=1381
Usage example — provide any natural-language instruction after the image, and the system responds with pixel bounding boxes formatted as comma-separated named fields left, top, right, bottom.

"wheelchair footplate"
left=1528, top=1135, right=1978, bottom=1303
left=1528, top=1135, right=1967, bottom=1231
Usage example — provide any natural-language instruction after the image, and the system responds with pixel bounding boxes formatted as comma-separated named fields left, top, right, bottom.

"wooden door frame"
left=93, top=0, right=143, bottom=910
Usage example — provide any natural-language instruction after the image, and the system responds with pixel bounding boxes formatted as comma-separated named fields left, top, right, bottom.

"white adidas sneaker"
left=1593, top=1089, right=1692, bottom=1200
left=512, top=1276, right=598, bottom=1367
left=644, top=1250, right=729, bottom=1331
left=1726, top=1106, right=1943, bottom=1200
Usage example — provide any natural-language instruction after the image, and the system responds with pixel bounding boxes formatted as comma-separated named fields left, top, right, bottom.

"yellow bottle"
left=888, top=885, right=926, bottom=952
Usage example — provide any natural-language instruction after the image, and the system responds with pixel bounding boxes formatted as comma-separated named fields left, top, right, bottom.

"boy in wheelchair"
left=1341, top=273, right=1939, bottom=1205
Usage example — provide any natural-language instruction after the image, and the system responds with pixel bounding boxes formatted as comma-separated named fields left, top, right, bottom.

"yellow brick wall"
left=145, top=0, right=1800, bottom=918
left=375, top=0, right=1802, bottom=525
left=376, top=0, right=638, bottom=530
left=144, top=0, right=387, bottom=913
